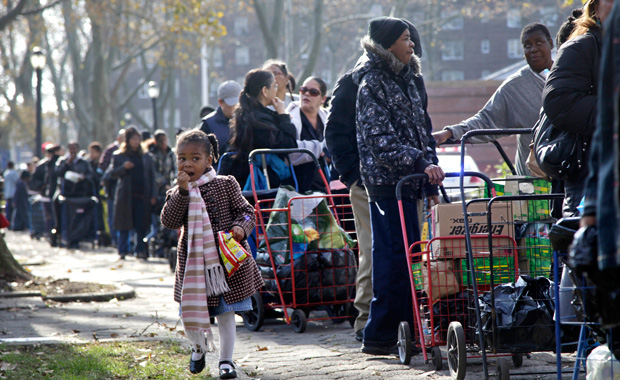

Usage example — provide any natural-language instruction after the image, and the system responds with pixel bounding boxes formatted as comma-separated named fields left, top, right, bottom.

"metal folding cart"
left=240, top=148, right=358, bottom=333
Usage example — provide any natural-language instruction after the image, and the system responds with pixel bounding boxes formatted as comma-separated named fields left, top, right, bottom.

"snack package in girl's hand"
left=218, top=231, right=250, bottom=276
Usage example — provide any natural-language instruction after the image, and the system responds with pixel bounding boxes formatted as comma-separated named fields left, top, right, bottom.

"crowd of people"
left=2, top=1, right=620, bottom=377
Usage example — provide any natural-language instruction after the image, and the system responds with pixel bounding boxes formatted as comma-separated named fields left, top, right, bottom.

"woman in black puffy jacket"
left=542, top=0, right=613, bottom=216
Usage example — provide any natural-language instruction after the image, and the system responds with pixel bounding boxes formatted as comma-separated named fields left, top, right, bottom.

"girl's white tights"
left=217, top=311, right=236, bottom=370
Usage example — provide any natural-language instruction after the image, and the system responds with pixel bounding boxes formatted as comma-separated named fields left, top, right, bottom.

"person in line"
left=53, top=141, right=95, bottom=248
left=543, top=0, right=613, bottom=216
left=262, top=60, right=297, bottom=107
left=325, top=18, right=434, bottom=342
left=225, top=69, right=297, bottom=188
left=10, top=170, right=31, bottom=231
left=199, top=105, right=216, bottom=120
left=285, top=76, right=329, bottom=192
left=199, top=80, right=243, bottom=156
left=353, top=17, right=445, bottom=355
left=110, top=126, right=156, bottom=260
left=580, top=0, right=620, bottom=323
left=160, top=130, right=263, bottom=379
left=433, top=23, right=555, bottom=176
left=100, top=129, right=125, bottom=247
left=2, top=161, right=19, bottom=229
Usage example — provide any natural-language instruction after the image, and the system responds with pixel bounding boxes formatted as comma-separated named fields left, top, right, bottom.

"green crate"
left=411, top=262, right=424, bottom=291
left=461, top=256, right=515, bottom=286
left=527, top=199, right=550, bottom=221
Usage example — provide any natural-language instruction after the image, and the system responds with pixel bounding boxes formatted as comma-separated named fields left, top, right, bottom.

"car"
left=436, top=147, right=485, bottom=201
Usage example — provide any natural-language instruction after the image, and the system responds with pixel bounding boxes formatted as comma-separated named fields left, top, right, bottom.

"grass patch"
left=0, top=340, right=217, bottom=380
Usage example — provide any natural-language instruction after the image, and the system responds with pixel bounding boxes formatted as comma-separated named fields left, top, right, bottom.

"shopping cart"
left=397, top=172, right=524, bottom=379
left=241, top=148, right=358, bottom=333
left=455, top=130, right=567, bottom=379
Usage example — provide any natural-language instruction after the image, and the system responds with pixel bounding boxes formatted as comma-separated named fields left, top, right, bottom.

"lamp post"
left=30, top=47, right=46, bottom=159
left=147, top=81, right=159, bottom=132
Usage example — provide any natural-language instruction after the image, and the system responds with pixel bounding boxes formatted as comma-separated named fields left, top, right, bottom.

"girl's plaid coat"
left=160, top=175, right=263, bottom=305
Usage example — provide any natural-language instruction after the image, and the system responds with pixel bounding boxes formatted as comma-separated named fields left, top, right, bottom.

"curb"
left=42, top=283, right=136, bottom=303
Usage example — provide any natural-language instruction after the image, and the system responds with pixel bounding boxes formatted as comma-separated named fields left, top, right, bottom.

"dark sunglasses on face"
left=299, top=87, right=321, bottom=97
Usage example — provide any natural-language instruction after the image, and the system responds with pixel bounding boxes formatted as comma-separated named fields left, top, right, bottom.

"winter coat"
left=110, top=150, right=156, bottom=231
left=148, top=144, right=177, bottom=197
left=160, top=175, right=264, bottom=305
left=285, top=101, right=328, bottom=166
left=352, top=36, right=436, bottom=201
left=199, top=107, right=232, bottom=156
left=54, top=155, right=95, bottom=198
left=225, top=103, right=297, bottom=187
left=583, top=9, right=620, bottom=271
left=326, top=57, right=438, bottom=194
left=542, top=27, right=602, bottom=181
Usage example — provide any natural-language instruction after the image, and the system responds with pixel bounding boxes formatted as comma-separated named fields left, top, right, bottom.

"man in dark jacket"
left=352, top=17, right=444, bottom=355
left=325, top=19, right=437, bottom=344
left=199, top=80, right=242, bottom=156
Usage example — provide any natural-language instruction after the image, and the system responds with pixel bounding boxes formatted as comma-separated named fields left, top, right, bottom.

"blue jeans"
left=117, top=198, right=146, bottom=256
left=363, top=198, right=419, bottom=348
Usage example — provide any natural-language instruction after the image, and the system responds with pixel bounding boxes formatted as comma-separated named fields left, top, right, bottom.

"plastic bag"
left=479, top=276, right=556, bottom=351
left=586, top=345, right=620, bottom=380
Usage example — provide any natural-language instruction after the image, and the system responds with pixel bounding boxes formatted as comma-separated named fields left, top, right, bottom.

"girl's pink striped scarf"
left=181, top=168, right=229, bottom=353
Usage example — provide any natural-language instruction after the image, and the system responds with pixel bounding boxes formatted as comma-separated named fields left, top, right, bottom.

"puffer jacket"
left=352, top=36, right=435, bottom=201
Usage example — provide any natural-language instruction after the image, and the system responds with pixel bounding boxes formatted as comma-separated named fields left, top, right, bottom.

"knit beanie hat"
left=368, top=17, right=408, bottom=49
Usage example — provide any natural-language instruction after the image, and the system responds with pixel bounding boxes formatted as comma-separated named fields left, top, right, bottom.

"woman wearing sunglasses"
left=285, top=76, right=330, bottom=192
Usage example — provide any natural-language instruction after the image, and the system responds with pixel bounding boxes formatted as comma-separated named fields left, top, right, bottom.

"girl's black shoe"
left=189, top=353, right=205, bottom=374
left=219, top=360, right=237, bottom=379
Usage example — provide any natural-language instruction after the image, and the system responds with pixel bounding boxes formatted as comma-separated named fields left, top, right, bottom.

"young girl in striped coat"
left=161, top=130, right=263, bottom=379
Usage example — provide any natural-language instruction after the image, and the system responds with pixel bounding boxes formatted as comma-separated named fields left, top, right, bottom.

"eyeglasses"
left=272, top=71, right=285, bottom=77
left=299, top=87, right=321, bottom=97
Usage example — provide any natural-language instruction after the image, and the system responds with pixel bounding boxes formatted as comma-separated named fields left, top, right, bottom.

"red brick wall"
left=426, top=81, right=519, bottom=178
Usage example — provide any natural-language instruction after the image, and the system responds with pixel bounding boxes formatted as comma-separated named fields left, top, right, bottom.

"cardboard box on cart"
left=430, top=202, right=514, bottom=260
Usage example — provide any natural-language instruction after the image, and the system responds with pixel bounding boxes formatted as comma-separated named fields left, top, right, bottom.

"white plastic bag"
left=587, top=344, right=620, bottom=380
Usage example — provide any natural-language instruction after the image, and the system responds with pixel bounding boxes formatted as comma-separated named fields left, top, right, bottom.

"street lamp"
left=30, top=47, right=46, bottom=159
left=147, top=81, right=159, bottom=132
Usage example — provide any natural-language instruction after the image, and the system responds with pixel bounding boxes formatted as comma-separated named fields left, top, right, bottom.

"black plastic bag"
left=479, top=276, right=555, bottom=351
left=431, top=292, right=474, bottom=342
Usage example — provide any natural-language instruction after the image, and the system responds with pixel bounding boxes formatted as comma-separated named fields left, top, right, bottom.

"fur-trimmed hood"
left=351, top=36, right=420, bottom=85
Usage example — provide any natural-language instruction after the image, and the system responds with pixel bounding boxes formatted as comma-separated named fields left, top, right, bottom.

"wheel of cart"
left=241, top=148, right=358, bottom=333
left=456, top=129, right=569, bottom=379
left=397, top=172, right=525, bottom=380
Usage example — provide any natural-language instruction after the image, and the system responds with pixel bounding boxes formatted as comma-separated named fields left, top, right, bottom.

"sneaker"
left=361, top=344, right=399, bottom=356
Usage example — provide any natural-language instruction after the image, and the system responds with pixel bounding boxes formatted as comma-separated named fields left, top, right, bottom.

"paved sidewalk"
left=0, top=231, right=575, bottom=379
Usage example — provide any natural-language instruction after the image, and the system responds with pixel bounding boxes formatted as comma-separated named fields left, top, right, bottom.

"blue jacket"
left=199, top=107, right=231, bottom=156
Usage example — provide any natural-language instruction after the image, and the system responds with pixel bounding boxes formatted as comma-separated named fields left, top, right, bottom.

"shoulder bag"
left=532, top=111, right=584, bottom=181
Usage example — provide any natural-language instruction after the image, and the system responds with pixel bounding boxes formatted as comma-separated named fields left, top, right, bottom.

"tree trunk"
left=0, top=235, right=31, bottom=282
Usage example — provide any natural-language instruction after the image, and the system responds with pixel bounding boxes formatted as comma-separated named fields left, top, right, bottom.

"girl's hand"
left=272, top=97, right=286, bottom=114
left=231, top=226, right=245, bottom=241
left=123, top=161, right=134, bottom=170
left=177, top=171, right=190, bottom=191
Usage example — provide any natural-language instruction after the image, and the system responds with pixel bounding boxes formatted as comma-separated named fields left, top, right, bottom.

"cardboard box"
left=430, top=202, right=514, bottom=259
left=421, top=260, right=461, bottom=301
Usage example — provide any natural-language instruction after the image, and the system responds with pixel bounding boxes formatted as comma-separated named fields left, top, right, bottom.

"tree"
left=0, top=235, right=31, bottom=282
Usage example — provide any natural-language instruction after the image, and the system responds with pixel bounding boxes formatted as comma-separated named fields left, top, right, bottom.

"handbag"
left=526, top=143, right=550, bottom=179
left=532, top=111, right=584, bottom=181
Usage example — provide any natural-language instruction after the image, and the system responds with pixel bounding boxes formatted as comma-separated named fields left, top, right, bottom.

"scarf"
left=180, top=168, right=230, bottom=353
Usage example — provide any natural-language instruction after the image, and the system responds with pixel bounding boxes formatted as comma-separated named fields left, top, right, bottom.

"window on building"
left=507, top=9, right=521, bottom=28
left=138, top=80, right=148, bottom=99
left=369, top=4, right=382, bottom=17
left=234, top=17, right=248, bottom=36
left=235, top=47, right=249, bottom=66
left=321, top=69, right=332, bottom=87
left=481, top=70, right=491, bottom=79
left=163, top=109, right=170, bottom=129
left=441, top=41, right=464, bottom=61
left=213, top=48, right=223, bottom=68
left=480, top=10, right=489, bottom=23
left=210, top=81, right=220, bottom=99
left=139, top=109, right=153, bottom=127
left=540, top=7, right=558, bottom=27
left=441, top=71, right=465, bottom=82
left=481, top=39, right=490, bottom=54
left=441, top=10, right=464, bottom=30
left=507, top=39, right=522, bottom=59
left=175, top=78, right=180, bottom=98
left=174, top=109, right=181, bottom=128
